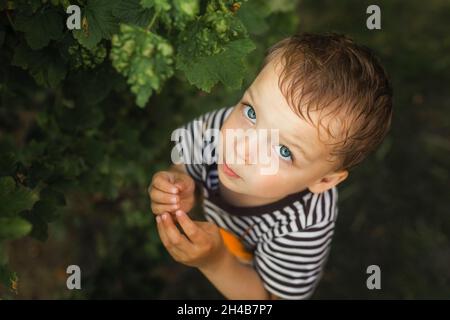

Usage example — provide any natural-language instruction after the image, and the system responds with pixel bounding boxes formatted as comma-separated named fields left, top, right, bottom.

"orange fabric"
left=219, top=227, right=253, bottom=263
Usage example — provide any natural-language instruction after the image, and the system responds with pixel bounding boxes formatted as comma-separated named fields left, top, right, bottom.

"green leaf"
left=68, top=66, right=118, bottom=106
left=32, top=200, right=60, bottom=223
left=73, top=137, right=106, bottom=166
left=140, top=0, right=171, bottom=11
left=40, top=187, right=66, bottom=207
left=14, top=0, right=42, bottom=15
left=54, top=155, right=88, bottom=179
left=166, top=0, right=200, bottom=30
left=0, top=152, right=17, bottom=177
left=29, top=187, right=66, bottom=224
left=267, top=0, right=300, bottom=13
left=0, top=264, right=17, bottom=289
left=73, top=0, right=119, bottom=50
left=20, top=210, right=48, bottom=241
left=15, top=6, right=64, bottom=49
left=176, top=38, right=255, bottom=92
left=12, top=42, right=67, bottom=88
left=110, top=24, right=174, bottom=107
left=55, top=100, right=105, bottom=132
left=27, top=160, right=55, bottom=187
left=19, top=186, right=65, bottom=241
left=0, top=177, right=39, bottom=218
left=139, top=0, right=199, bottom=31
left=236, top=0, right=270, bottom=35
left=65, top=42, right=108, bottom=70
left=173, top=0, right=199, bottom=18
left=112, top=0, right=153, bottom=27
left=0, top=217, right=32, bottom=240
left=175, top=10, right=254, bottom=91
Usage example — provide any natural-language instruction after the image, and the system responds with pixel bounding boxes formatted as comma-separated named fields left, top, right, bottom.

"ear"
left=308, top=170, right=348, bottom=194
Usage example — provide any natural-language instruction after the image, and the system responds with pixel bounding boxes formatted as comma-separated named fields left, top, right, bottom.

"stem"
left=146, top=9, right=161, bottom=32
left=211, top=0, right=228, bottom=13
left=217, top=0, right=228, bottom=12
left=6, top=10, right=16, bottom=31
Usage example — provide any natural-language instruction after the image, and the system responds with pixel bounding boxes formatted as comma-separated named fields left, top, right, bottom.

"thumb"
left=174, top=175, right=192, bottom=192
left=158, top=171, right=176, bottom=184
left=174, top=180, right=186, bottom=192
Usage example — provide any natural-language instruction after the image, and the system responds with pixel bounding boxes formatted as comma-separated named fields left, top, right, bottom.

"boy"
left=148, top=33, right=393, bottom=299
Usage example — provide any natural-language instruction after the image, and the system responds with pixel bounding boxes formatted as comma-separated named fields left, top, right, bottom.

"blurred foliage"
left=0, top=0, right=300, bottom=298
left=0, top=0, right=448, bottom=299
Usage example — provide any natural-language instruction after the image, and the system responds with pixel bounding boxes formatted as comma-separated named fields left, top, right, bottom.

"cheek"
left=222, top=106, right=251, bottom=131
left=220, top=113, right=239, bottom=144
left=255, top=175, right=280, bottom=188
left=220, top=112, right=252, bottom=152
left=246, top=171, right=292, bottom=195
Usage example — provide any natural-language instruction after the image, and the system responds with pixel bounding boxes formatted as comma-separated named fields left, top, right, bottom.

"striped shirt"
left=172, top=106, right=339, bottom=299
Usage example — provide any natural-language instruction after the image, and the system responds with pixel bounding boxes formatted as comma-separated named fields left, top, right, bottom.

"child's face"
left=218, top=58, right=348, bottom=201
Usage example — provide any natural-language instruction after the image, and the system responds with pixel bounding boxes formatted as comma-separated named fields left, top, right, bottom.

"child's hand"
left=149, top=170, right=195, bottom=215
left=156, top=210, right=226, bottom=270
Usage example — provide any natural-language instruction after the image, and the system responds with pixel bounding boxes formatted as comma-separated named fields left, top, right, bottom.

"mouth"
left=221, top=162, right=240, bottom=179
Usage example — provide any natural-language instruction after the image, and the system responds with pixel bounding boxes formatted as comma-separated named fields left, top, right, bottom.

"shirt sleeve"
left=170, top=107, right=231, bottom=183
left=171, top=113, right=207, bottom=183
left=253, top=220, right=336, bottom=299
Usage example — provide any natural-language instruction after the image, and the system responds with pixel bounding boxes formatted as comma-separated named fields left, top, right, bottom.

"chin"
left=218, top=170, right=244, bottom=193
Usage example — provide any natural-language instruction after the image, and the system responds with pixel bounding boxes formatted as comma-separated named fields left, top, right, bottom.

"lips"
left=221, top=162, right=240, bottom=178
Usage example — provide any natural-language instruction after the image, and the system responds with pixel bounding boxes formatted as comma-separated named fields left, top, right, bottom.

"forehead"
left=250, top=61, right=303, bottom=129
left=252, top=59, right=285, bottom=102
left=249, top=60, right=297, bottom=126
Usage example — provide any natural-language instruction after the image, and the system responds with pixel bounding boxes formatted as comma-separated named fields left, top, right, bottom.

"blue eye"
left=275, top=145, right=292, bottom=161
left=243, top=105, right=256, bottom=124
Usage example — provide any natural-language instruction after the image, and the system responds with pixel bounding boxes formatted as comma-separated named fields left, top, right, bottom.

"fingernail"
left=156, top=216, right=161, bottom=224
left=162, top=214, right=167, bottom=221
left=175, top=210, right=183, bottom=217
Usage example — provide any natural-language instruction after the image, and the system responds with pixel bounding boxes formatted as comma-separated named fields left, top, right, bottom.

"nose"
left=235, top=134, right=257, bottom=165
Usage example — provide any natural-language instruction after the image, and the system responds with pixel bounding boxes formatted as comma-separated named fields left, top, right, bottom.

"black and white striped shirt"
left=172, top=106, right=339, bottom=299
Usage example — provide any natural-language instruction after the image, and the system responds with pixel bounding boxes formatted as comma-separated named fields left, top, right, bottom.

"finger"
left=152, top=173, right=178, bottom=194
left=151, top=203, right=179, bottom=215
left=156, top=215, right=185, bottom=259
left=175, top=210, right=202, bottom=243
left=150, top=188, right=179, bottom=204
left=161, top=213, right=191, bottom=250
left=156, top=215, right=170, bottom=247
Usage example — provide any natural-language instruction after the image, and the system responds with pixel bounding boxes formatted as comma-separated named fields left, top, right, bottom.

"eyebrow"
left=245, top=88, right=311, bottom=163
left=282, top=133, right=311, bottom=163
left=247, top=88, right=257, bottom=103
